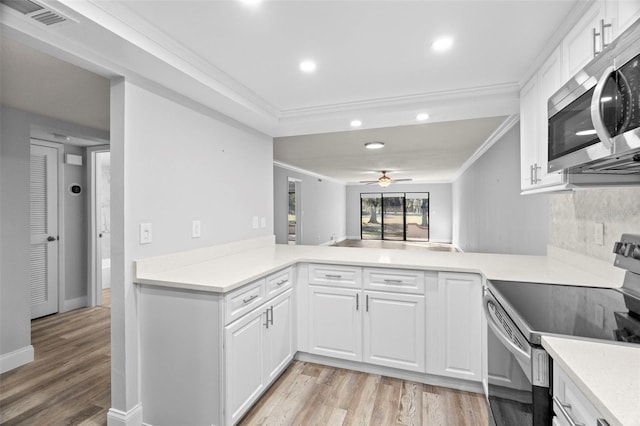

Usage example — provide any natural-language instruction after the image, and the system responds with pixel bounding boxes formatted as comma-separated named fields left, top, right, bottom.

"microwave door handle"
left=590, top=65, right=615, bottom=150
left=483, top=293, right=532, bottom=366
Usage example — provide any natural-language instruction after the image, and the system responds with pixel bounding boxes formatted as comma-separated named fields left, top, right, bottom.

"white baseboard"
left=295, top=352, right=483, bottom=395
left=0, top=345, right=34, bottom=373
left=107, top=404, right=143, bottom=426
left=62, top=296, right=88, bottom=312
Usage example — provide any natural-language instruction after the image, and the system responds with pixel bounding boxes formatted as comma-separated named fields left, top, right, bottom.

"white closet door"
left=30, top=143, right=59, bottom=319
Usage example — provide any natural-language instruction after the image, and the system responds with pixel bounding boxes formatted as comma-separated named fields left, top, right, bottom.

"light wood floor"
left=240, top=361, right=487, bottom=426
left=0, top=305, right=110, bottom=425
left=1, top=287, right=485, bottom=425
left=334, top=239, right=458, bottom=252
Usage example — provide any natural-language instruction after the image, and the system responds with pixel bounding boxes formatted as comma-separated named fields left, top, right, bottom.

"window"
left=360, top=192, right=429, bottom=241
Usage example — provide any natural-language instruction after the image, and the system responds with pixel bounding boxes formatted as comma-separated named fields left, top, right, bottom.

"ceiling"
left=275, top=116, right=507, bottom=183
left=0, top=0, right=582, bottom=182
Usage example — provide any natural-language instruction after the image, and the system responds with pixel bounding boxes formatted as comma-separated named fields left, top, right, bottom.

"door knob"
left=47, top=236, right=56, bottom=242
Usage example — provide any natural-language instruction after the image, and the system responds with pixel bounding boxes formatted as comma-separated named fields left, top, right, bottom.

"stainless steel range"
left=484, top=234, right=640, bottom=426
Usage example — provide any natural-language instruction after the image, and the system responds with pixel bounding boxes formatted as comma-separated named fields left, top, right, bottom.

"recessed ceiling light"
left=364, top=142, right=385, bottom=150
left=238, top=0, right=262, bottom=6
left=416, top=113, right=429, bottom=121
left=432, top=37, right=454, bottom=52
left=350, top=120, right=362, bottom=128
left=299, top=60, right=317, bottom=73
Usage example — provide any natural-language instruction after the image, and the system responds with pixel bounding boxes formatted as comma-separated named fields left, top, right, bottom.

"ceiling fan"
left=359, top=171, right=412, bottom=187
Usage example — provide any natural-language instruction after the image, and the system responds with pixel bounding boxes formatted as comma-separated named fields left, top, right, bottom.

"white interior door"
left=30, top=143, right=59, bottom=319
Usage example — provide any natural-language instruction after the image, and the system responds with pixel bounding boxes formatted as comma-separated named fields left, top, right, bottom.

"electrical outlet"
left=140, top=223, right=152, bottom=244
left=192, top=220, right=201, bottom=238
left=595, top=304, right=605, bottom=329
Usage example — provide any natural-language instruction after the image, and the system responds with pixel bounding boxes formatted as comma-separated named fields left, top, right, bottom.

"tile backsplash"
left=550, top=187, right=640, bottom=262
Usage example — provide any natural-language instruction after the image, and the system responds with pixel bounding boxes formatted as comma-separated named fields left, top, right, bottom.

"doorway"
left=360, top=192, right=430, bottom=241
left=287, top=177, right=301, bottom=245
left=88, top=148, right=111, bottom=307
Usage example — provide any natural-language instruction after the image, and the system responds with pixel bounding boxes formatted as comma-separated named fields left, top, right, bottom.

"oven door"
left=484, top=289, right=551, bottom=426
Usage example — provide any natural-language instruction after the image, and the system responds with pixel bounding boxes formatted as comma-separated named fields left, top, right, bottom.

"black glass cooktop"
left=489, top=280, right=640, bottom=345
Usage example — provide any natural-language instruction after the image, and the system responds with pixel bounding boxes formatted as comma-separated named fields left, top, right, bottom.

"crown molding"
left=451, top=114, right=520, bottom=182
left=279, top=83, right=520, bottom=119
left=273, top=161, right=346, bottom=185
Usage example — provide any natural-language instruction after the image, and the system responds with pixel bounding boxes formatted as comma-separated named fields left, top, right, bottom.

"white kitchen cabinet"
left=553, top=363, right=609, bottom=426
left=426, top=272, right=483, bottom=382
left=611, top=0, right=640, bottom=36
left=308, top=285, right=362, bottom=361
left=363, top=291, right=425, bottom=372
left=520, top=46, right=566, bottom=192
left=265, top=291, right=294, bottom=382
left=307, top=267, right=427, bottom=373
left=225, top=288, right=294, bottom=424
left=225, top=305, right=266, bottom=424
left=520, top=75, right=540, bottom=191
left=562, top=1, right=610, bottom=81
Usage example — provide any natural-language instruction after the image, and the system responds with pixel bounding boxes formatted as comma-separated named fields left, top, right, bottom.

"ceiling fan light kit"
left=364, top=141, right=385, bottom=150
left=378, top=174, right=392, bottom=187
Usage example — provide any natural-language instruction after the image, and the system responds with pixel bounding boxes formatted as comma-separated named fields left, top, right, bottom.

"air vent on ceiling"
left=0, top=0, right=73, bottom=26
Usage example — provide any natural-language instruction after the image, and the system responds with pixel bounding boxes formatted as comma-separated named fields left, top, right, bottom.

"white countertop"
left=134, top=240, right=623, bottom=293
left=542, top=336, right=640, bottom=426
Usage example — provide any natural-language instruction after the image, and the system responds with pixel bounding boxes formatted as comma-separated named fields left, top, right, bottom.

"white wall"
left=452, top=123, right=549, bottom=254
left=346, top=183, right=453, bottom=242
left=109, top=79, right=274, bottom=419
left=273, top=164, right=346, bottom=245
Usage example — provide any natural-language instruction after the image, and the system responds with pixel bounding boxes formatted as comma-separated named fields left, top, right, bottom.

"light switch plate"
left=192, top=220, right=201, bottom=238
left=140, top=223, right=152, bottom=244
left=260, top=217, right=266, bottom=228
left=252, top=216, right=259, bottom=229
left=594, top=222, right=604, bottom=246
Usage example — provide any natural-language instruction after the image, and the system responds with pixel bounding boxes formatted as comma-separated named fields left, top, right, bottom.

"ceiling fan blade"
left=392, top=178, right=413, bottom=182
left=359, top=180, right=379, bottom=184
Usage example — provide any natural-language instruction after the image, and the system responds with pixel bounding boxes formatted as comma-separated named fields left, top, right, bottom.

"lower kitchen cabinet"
left=426, top=272, right=483, bottom=382
left=225, top=289, right=293, bottom=424
left=363, top=291, right=425, bottom=372
left=308, top=285, right=362, bottom=361
left=225, top=307, right=266, bottom=423
left=308, top=282, right=426, bottom=373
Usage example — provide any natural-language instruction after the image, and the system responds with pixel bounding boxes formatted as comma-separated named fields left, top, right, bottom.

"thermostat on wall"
left=69, top=184, right=82, bottom=195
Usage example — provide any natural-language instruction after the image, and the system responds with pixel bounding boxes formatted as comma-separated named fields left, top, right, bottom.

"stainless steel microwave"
left=548, top=18, right=640, bottom=176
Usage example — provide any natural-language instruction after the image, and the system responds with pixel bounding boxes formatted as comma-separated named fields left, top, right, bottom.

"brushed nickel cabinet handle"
left=242, top=294, right=258, bottom=304
left=276, top=279, right=287, bottom=286
left=325, top=274, right=342, bottom=279
left=366, top=295, right=369, bottom=312
left=383, top=279, right=403, bottom=284
left=356, top=293, right=359, bottom=311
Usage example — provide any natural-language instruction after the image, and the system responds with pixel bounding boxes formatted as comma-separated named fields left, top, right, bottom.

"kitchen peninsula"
left=134, top=236, right=635, bottom=426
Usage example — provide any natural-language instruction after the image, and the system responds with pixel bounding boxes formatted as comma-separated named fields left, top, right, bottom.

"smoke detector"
left=0, top=0, right=75, bottom=27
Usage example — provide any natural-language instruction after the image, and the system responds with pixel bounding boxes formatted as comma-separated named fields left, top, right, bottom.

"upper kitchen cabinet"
left=562, top=0, right=640, bottom=82
left=520, top=47, right=565, bottom=192
left=562, top=1, right=611, bottom=81
left=613, top=0, right=640, bottom=36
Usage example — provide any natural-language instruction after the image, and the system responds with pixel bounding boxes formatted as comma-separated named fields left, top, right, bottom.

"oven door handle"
left=590, top=65, right=615, bottom=150
left=483, top=293, right=531, bottom=366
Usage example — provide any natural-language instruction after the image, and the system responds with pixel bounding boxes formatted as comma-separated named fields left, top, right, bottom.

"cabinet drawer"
left=225, top=279, right=266, bottom=324
left=364, top=268, right=425, bottom=293
left=308, top=264, right=362, bottom=288
left=266, top=267, right=292, bottom=298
